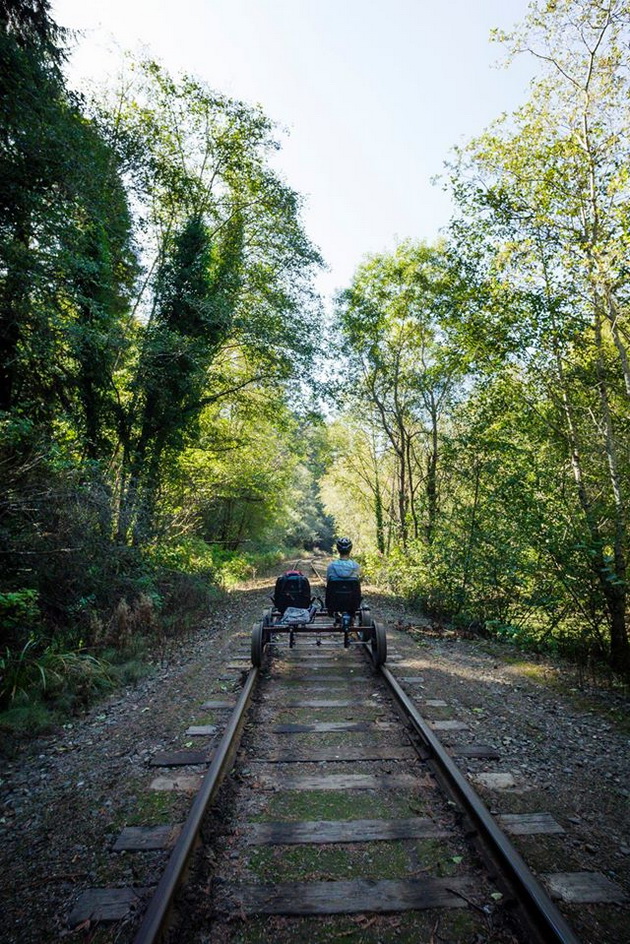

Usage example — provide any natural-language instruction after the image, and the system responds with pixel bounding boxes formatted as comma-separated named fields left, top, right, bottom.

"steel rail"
left=379, top=664, right=582, bottom=944
left=308, top=560, right=328, bottom=586
left=133, top=666, right=260, bottom=944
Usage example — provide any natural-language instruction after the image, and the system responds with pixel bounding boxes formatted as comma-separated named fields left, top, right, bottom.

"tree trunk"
left=0, top=219, right=30, bottom=412
left=602, top=284, right=630, bottom=400
left=396, top=418, right=408, bottom=548
left=373, top=474, right=385, bottom=554
left=397, top=452, right=408, bottom=548
left=425, top=403, right=439, bottom=545
left=593, top=310, right=629, bottom=671
left=604, top=582, right=630, bottom=673
left=459, top=460, right=481, bottom=609
left=405, top=434, right=419, bottom=542
left=553, top=316, right=629, bottom=673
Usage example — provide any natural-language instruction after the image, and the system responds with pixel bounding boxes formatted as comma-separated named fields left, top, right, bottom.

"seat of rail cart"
left=325, top=578, right=362, bottom=621
left=273, top=579, right=312, bottom=614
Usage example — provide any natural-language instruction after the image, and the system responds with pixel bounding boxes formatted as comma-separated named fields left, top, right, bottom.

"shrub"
left=0, top=639, right=114, bottom=711
left=143, top=537, right=217, bottom=578
left=0, top=589, right=41, bottom=651
left=0, top=639, right=42, bottom=706
left=0, top=589, right=40, bottom=628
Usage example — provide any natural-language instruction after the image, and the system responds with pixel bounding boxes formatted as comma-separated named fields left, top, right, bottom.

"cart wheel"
left=359, top=608, right=374, bottom=642
left=261, top=609, right=273, bottom=646
left=371, top=622, right=387, bottom=667
left=251, top=620, right=265, bottom=667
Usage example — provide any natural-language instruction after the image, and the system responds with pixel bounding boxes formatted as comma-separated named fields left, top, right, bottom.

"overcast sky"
left=51, top=0, right=535, bottom=299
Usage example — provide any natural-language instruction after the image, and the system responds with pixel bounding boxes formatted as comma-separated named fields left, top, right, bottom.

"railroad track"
left=68, top=588, right=627, bottom=943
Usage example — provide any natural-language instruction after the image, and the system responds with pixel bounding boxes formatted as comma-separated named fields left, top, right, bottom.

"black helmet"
left=336, top=537, right=353, bottom=554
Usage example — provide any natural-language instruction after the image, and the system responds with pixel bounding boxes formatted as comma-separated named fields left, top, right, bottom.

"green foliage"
left=333, top=241, right=469, bottom=551
left=0, top=5, right=326, bottom=724
left=145, top=537, right=288, bottom=591
left=0, top=11, right=136, bottom=432
left=0, top=589, right=39, bottom=629
left=5, top=0, right=628, bottom=732
left=437, top=1, right=630, bottom=672
left=213, top=552, right=254, bottom=587
left=144, top=536, right=218, bottom=578
left=0, top=638, right=149, bottom=742
left=325, top=4, right=630, bottom=674
left=99, top=58, right=324, bottom=544
left=0, top=639, right=114, bottom=710
left=179, top=542, right=286, bottom=589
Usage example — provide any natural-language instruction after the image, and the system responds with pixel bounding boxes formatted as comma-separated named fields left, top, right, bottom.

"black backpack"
left=274, top=571, right=311, bottom=613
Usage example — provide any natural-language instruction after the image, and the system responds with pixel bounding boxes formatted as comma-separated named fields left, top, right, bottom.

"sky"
left=51, top=0, right=535, bottom=301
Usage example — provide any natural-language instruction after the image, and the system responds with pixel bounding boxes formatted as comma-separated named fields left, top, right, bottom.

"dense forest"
left=1, top=0, right=629, bottom=724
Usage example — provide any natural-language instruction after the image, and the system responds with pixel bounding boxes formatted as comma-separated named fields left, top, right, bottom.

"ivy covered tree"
left=118, top=213, right=243, bottom=540
left=103, top=60, right=324, bottom=542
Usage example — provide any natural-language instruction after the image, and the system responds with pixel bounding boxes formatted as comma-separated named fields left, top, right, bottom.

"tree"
left=444, top=0, right=630, bottom=670
left=161, top=383, right=332, bottom=552
left=319, top=415, right=391, bottom=554
left=103, top=60, right=323, bottom=541
left=0, top=12, right=326, bottom=669
left=117, top=213, right=242, bottom=539
left=336, top=242, right=466, bottom=549
left=0, top=3, right=136, bottom=444
left=0, top=0, right=64, bottom=414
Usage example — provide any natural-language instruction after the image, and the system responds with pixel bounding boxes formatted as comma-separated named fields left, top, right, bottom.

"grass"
left=0, top=699, right=61, bottom=736
left=254, top=789, right=425, bottom=823
left=228, top=900, right=485, bottom=943
left=501, top=659, right=630, bottom=735
left=449, top=635, right=630, bottom=735
left=247, top=841, right=411, bottom=883
left=104, top=652, right=154, bottom=688
left=125, top=786, right=183, bottom=826
left=246, top=838, right=464, bottom=885
left=0, top=642, right=158, bottom=750
left=239, top=792, right=476, bottom=943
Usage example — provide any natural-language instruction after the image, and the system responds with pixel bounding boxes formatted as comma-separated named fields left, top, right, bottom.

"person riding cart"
left=325, top=537, right=362, bottom=633
left=326, top=537, right=360, bottom=581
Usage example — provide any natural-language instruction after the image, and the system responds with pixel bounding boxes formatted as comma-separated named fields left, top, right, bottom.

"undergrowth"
left=363, top=546, right=629, bottom=684
left=0, top=537, right=299, bottom=741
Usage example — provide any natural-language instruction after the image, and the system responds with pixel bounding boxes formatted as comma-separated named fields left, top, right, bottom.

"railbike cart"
left=250, top=576, right=387, bottom=668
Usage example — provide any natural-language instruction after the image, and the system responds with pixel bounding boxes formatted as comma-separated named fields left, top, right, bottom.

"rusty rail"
left=132, top=667, right=259, bottom=944
left=379, top=662, right=582, bottom=944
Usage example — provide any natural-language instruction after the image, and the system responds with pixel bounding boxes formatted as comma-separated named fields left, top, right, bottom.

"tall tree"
left=0, top=1, right=136, bottom=440
left=119, top=213, right=243, bottom=539
left=445, top=0, right=630, bottom=669
left=100, top=60, right=323, bottom=541
left=0, top=0, right=64, bottom=413
left=337, top=242, right=465, bottom=548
